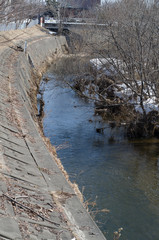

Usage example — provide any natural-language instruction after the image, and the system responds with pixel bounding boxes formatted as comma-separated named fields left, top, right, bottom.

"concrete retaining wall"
left=0, top=19, right=38, bottom=31
left=0, top=25, right=106, bottom=240
left=14, top=29, right=67, bottom=115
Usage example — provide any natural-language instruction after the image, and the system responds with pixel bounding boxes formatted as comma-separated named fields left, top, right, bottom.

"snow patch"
left=90, top=58, right=159, bottom=114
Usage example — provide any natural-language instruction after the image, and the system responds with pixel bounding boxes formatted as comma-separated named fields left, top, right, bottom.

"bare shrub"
left=67, top=0, right=159, bottom=138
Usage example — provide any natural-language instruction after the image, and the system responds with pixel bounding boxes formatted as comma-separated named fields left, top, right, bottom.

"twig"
left=3, top=193, right=60, bottom=226
left=15, top=195, right=29, bottom=200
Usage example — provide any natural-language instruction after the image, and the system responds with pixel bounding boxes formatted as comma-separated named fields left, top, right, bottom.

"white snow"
left=116, top=84, right=159, bottom=114
left=49, top=31, right=57, bottom=35
left=90, top=58, right=126, bottom=76
left=90, top=58, right=108, bottom=70
left=135, top=97, right=159, bottom=114
left=90, top=58, right=159, bottom=114
left=119, top=84, right=159, bottom=114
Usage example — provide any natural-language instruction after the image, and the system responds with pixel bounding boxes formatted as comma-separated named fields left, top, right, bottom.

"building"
left=57, top=0, right=101, bottom=18
left=58, top=0, right=101, bottom=8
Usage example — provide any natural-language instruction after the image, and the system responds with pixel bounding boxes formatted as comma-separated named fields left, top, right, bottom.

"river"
left=38, top=69, right=159, bottom=240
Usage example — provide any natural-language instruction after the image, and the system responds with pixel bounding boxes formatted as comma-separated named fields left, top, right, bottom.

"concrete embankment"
left=0, top=25, right=106, bottom=240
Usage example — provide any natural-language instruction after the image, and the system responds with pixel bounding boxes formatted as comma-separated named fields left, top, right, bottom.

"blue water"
left=41, top=72, right=159, bottom=240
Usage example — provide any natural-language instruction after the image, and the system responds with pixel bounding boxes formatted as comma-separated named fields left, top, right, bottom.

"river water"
left=39, top=70, right=159, bottom=240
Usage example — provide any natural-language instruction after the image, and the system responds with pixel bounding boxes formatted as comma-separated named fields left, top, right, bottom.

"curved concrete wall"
left=0, top=25, right=106, bottom=240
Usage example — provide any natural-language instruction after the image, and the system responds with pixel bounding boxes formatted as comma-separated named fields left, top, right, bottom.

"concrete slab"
left=0, top=26, right=106, bottom=240
left=0, top=217, right=22, bottom=240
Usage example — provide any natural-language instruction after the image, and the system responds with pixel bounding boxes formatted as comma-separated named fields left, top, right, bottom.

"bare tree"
left=98, top=0, right=159, bottom=113
left=45, top=0, right=59, bottom=17
left=0, top=0, right=45, bottom=28
left=67, top=0, right=159, bottom=137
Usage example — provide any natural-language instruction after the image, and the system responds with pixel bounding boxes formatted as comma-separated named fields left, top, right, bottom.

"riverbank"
left=0, top=25, right=106, bottom=240
left=41, top=67, right=159, bottom=240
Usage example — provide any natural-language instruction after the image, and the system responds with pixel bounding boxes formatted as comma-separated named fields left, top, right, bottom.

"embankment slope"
left=0, top=25, right=106, bottom=240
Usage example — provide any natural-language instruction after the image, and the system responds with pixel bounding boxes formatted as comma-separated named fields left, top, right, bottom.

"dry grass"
left=82, top=187, right=109, bottom=221
left=49, top=54, right=92, bottom=77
